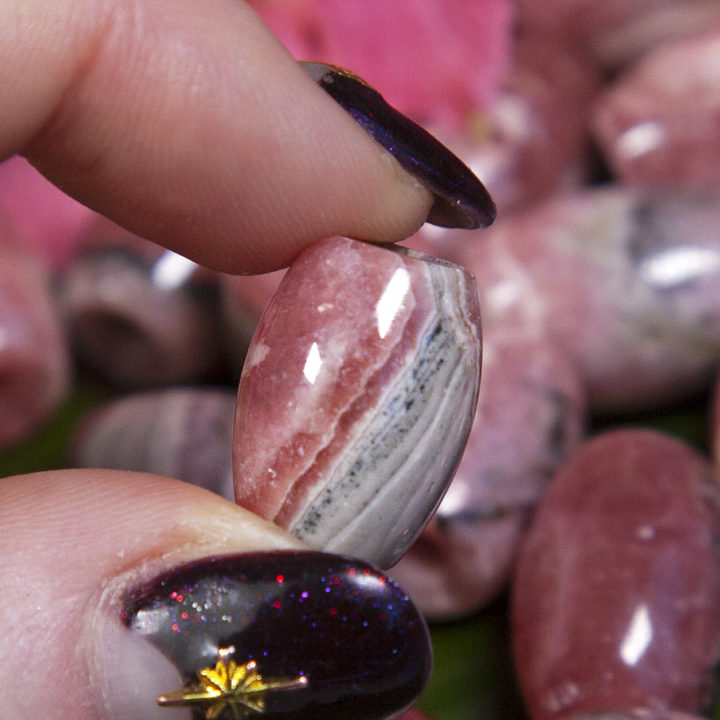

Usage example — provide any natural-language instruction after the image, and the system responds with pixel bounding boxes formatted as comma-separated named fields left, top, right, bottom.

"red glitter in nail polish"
left=122, top=551, right=432, bottom=720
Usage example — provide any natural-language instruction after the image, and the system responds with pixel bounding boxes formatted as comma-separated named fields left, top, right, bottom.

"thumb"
left=0, top=470, right=431, bottom=719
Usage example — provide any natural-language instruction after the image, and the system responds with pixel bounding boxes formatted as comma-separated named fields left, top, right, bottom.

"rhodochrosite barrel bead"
left=233, top=237, right=481, bottom=569
left=513, top=430, right=720, bottom=720
left=0, top=241, right=70, bottom=449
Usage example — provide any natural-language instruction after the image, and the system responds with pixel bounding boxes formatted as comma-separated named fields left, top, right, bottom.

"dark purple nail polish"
left=122, top=551, right=432, bottom=720
left=301, top=61, right=496, bottom=230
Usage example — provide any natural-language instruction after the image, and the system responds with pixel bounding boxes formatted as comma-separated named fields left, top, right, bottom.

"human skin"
left=2, top=0, right=432, bottom=274
left=0, top=0, right=434, bottom=717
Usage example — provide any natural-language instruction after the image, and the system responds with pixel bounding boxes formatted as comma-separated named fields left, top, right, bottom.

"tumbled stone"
left=0, top=240, right=70, bottom=449
left=517, top=0, right=720, bottom=70
left=391, top=333, right=585, bottom=619
left=513, top=430, right=720, bottom=720
left=233, top=236, right=481, bottom=569
left=59, top=216, right=223, bottom=387
left=571, top=710, right=706, bottom=720
left=70, top=388, right=236, bottom=500
left=593, top=30, right=720, bottom=189
left=453, top=186, right=720, bottom=410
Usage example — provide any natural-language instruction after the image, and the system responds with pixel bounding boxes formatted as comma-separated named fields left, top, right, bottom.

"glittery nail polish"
left=122, top=551, right=432, bottom=720
left=301, top=61, right=496, bottom=230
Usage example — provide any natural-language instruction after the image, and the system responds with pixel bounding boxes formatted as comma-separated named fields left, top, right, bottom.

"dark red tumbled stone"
left=513, top=430, right=720, bottom=720
left=572, top=711, right=706, bottom=720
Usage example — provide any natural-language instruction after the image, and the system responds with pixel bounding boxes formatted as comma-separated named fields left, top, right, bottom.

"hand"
left=3, top=0, right=432, bottom=273
left=1, top=1, right=434, bottom=718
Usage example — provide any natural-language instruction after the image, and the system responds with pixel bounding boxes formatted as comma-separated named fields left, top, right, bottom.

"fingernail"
left=96, top=551, right=431, bottom=720
left=233, top=236, right=482, bottom=569
left=301, top=61, right=496, bottom=230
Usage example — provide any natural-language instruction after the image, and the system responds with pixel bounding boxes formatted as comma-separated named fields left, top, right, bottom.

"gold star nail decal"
left=157, top=646, right=309, bottom=719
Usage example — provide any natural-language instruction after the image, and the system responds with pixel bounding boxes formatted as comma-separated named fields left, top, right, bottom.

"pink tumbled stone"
left=593, top=30, right=720, bottom=189
left=391, top=332, right=585, bottom=619
left=220, top=270, right=284, bottom=376
left=58, top=217, right=223, bottom=387
left=453, top=186, right=720, bottom=410
left=0, top=240, right=70, bottom=449
left=513, top=430, right=720, bottom=720
left=233, top=237, right=481, bottom=568
left=571, top=711, right=707, bottom=720
left=398, top=709, right=436, bottom=720
left=479, top=34, right=598, bottom=213
left=517, top=0, right=720, bottom=70
left=70, top=388, right=236, bottom=500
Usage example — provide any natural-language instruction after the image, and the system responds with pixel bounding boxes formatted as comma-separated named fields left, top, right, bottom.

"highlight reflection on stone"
left=513, top=430, right=720, bottom=719
left=233, top=237, right=481, bottom=569
left=59, top=217, right=223, bottom=388
left=593, top=29, right=720, bottom=189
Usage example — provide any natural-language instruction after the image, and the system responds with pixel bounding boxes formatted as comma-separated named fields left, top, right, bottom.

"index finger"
left=3, top=0, right=433, bottom=273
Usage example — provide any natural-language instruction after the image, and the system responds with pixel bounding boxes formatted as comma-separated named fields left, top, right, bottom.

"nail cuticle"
left=116, top=550, right=431, bottom=720
left=87, top=577, right=191, bottom=720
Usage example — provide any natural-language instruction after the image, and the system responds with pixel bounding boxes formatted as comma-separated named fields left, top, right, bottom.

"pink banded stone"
left=513, top=430, right=720, bottom=720
left=70, top=388, right=236, bottom=500
left=233, top=236, right=481, bottom=568
left=453, top=186, right=720, bottom=410
left=0, top=240, right=70, bottom=449
left=571, top=712, right=707, bottom=720
left=391, top=333, right=585, bottom=619
left=593, top=29, right=720, bottom=189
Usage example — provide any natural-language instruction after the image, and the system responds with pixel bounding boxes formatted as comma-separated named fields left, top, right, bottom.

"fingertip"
left=14, top=0, right=433, bottom=274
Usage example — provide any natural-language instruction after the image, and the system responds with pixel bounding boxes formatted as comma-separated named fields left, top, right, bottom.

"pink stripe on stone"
left=233, top=236, right=481, bottom=568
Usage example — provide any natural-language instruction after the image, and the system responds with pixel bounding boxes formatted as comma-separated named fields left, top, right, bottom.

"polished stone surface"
left=572, top=711, right=707, bottom=720
left=391, top=333, right=585, bottom=619
left=513, top=430, right=720, bottom=720
left=233, top=237, right=481, bottom=568
left=0, top=241, right=70, bottom=449
left=70, top=388, right=236, bottom=500
left=123, top=551, right=431, bottom=720
left=59, top=217, right=222, bottom=388
left=593, top=30, right=720, bottom=189
left=517, top=0, right=720, bottom=69
left=454, top=186, right=720, bottom=410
